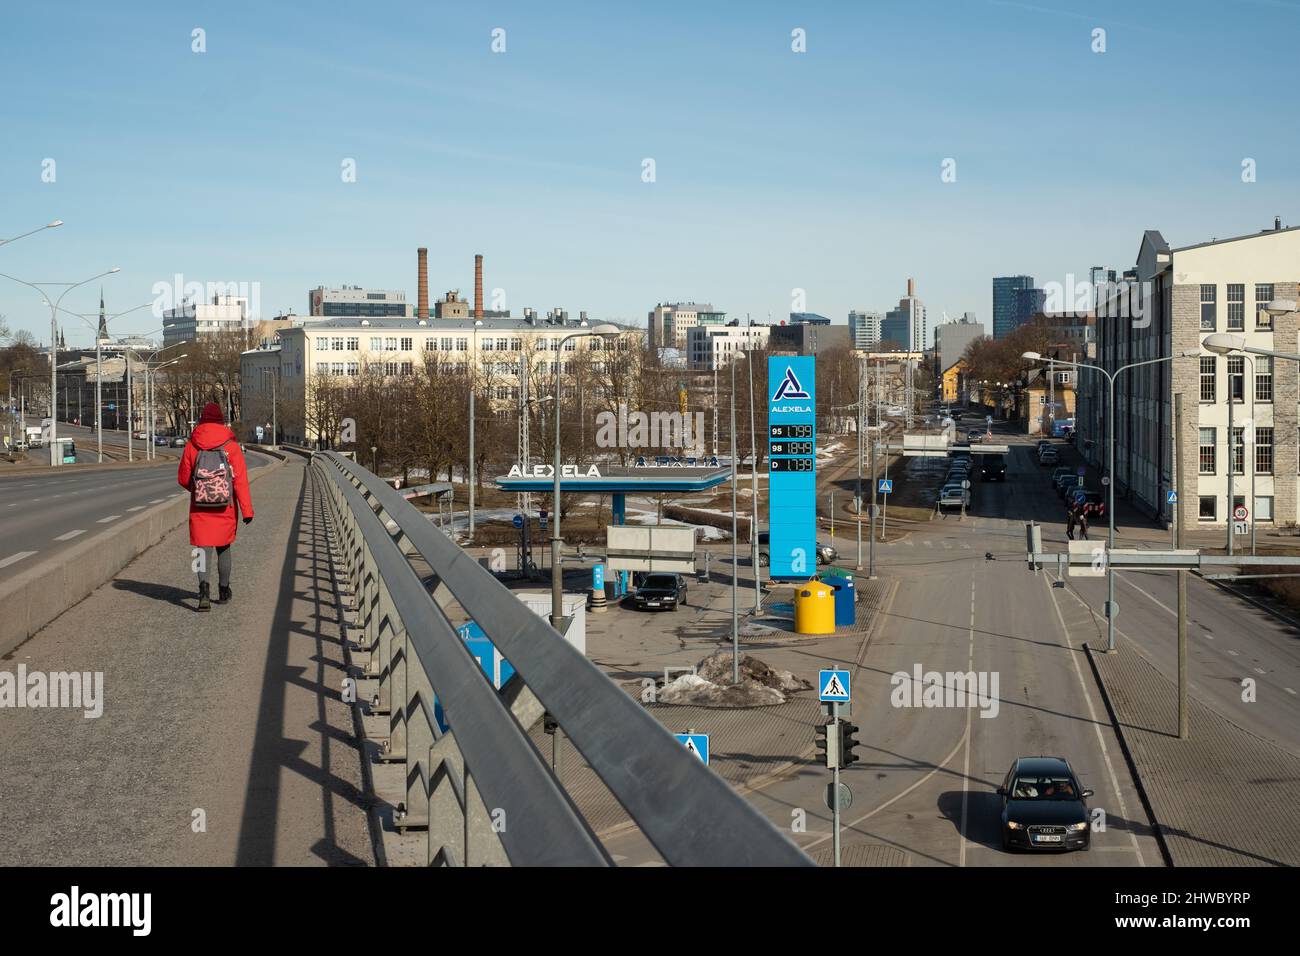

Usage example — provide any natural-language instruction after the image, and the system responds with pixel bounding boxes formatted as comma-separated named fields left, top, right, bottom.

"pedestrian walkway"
left=0, top=457, right=375, bottom=866
left=1088, top=642, right=1300, bottom=866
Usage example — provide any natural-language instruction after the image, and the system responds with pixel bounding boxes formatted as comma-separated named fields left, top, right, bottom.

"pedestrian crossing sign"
left=819, top=669, right=851, bottom=703
left=675, top=733, right=709, bottom=765
left=1167, top=490, right=1177, bottom=504
left=878, top=479, right=893, bottom=494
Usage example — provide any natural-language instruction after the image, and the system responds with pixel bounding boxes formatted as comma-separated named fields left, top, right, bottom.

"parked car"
left=968, top=429, right=984, bottom=441
left=172, top=435, right=187, bottom=447
left=997, top=756, right=1093, bottom=852
left=1039, top=446, right=1059, bottom=466
left=633, top=573, right=688, bottom=611
left=133, top=430, right=146, bottom=440
left=756, top=534, right=838, bottom=568
left=154, top=434, right=170, bottom=446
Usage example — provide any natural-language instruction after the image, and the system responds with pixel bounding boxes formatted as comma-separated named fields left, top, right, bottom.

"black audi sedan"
left=996, top=756, right=1094, bottom=851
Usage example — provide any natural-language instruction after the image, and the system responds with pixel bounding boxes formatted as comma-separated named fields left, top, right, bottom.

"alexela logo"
left=50, top=886, right=151, bottom=936
left=772, top=367, right=810, bottom=402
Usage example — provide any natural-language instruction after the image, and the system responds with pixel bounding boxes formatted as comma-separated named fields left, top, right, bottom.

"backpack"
left=191, top=439, right=234, bottom=508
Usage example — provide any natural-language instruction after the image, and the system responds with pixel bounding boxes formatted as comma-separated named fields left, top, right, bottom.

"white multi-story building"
left=163, top=294, right=248, bottom=349
left=648, top=302, right=726, bottom=351
left=1078, top=219, right=1299, bottom=531
left=686, top=324, right=770, bottom=370
left=243, top=315, right=643, bottom=445
left=848, top=310, right=882, bottom=350
left=933, top=313, right=984, bottom=372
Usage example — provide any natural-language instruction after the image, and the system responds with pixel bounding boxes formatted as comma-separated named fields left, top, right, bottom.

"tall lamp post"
left=0, top=265, right=119, bottom=466
left=1023, top=349, right=1199, bottom=653
left=0, top=220, right=62, bottom=249
left=550, top=324, right=621, bottom=630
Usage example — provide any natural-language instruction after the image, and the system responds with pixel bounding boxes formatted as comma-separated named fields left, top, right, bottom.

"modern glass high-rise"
left=992, top=275, right=1034, bottom=339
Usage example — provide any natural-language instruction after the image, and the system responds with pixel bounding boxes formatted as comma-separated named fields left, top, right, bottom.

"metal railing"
left=311, top=451, right=811, bottom=867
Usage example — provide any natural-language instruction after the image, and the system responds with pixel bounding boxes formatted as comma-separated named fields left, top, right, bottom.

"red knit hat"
left=199, top=402, right=224, bottom=424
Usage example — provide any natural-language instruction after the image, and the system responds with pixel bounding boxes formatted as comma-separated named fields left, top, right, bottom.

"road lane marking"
left=1253, top=667, right=1266, bottom=675
left=1116, top=572, right=1177, bottom=618
left=1286, top=688, right=1296, bottom=696
left=1045, top=575, right=1146, bottom=865
left=127, top=505, right=145, bottom=512
left=97, top=515, right=121, bottom=523
left=149, top=498, right=165, bottom=504
left=1227, top=649, right=1239, bottom=657
left=53, top=530, right=85, bottom=541
left=959, top=579, right=976, bottom=867
left=0, top=551, right=36, bottom=569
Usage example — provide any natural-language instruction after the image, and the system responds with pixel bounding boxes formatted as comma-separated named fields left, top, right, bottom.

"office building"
left=163, top=293, right=249, bottom=348
left=848, top=310, right=882, bottom=350
left=307, top=286, right=412, bottom=318
left=881, top=278, right=926, bottom=351
left=992, top=275, right=1034, bottom=339
left=934, top=313, right=984, bottom=373
left=648, top=303, right=726, bottom=351
left=687, top=324, right=771, bottom=370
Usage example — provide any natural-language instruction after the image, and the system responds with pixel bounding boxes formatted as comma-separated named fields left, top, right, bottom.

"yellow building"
left=941, top=358, right=968, bottom=404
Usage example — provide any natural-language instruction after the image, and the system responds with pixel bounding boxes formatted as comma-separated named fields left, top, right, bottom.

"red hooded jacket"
left=177, top=422, right=254, bottom=547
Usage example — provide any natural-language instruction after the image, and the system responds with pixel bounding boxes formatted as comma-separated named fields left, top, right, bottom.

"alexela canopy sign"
left=507, top=463, right=602, bottom=479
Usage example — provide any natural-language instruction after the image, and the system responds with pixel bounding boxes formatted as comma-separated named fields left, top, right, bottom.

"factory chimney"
left=417, top=248, right=429, bottom=319
left=907, top=277, right=916, bottom=297
left=474, top=254, right=484, bottom=321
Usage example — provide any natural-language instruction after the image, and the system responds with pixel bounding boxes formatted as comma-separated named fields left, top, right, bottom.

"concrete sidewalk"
left=0, top=458, right=375, bottom=866
left=1088, top=642, right=1300, bottom=866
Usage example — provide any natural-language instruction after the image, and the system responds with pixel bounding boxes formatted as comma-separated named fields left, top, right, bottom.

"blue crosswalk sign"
left=675, top=733, right=709, bottom=765
left=878, top=479, right=893, bottom=494
left=1167, top=490, right=1178, bottom=504
left=819, top=669, right=851, bottom=702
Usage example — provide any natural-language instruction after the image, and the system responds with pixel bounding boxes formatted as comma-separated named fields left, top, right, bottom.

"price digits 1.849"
left=770, top=440, right=814, bottom=455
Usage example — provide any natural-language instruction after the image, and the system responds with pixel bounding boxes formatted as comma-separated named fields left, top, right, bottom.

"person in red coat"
left=177, top=402, right=254, bottom=611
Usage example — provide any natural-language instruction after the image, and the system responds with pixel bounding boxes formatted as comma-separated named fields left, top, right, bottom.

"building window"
left=347, top=337, right=359, bottom=350
left=495, top=386, right=509, bottom=400
left=1255, top=427, right=1273, bottom=474
left=1199, top=356, right=1216, bottom=402
left=384, top=362, right=397, bottom=376
left=510, top=338, right=522, bottom=351
left=1255, top=355, right=1273, bottom=402
left=346, top=362, right=358, bottom=376
left=1200, top=285, right=1216, bottom=330
left=331, top=362, right=344, bottom=376
left=1227, top=283, right=1245, bottom=331
left=370, top=337, right=381, bottom=351
left=496, top=337, right=508, bottom=351
left=400, top=361, right=413, bottom=375
left=424, top=339, right=436, bottom=351
left=1198, top=427, right=1216, bottom=474
left=1227, top=356, right=1245, bottom=402
left=564, top=339, right=576, bottom=351
left=400, top=337, right=413, bottom=351
left=1198, top=496, right=1216, bottom=520
left=316, top=362, right=329, bottom=376
left=1257, top=496, right=1274, bottom=521
left=1256, top=284, right=1275, bottom=328
left=1231, top=426, right=1245, bottom=475
left=331, top=337, right=344, bottom=351
left=441, top=337, right=453, bottom=351
left=385, top=337, right=398, bottom=351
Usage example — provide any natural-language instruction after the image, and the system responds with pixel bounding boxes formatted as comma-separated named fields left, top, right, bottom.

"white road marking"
left=1046, top=575, right=1146, bottom=865
left=923, top=540, right=933, bottom=548
left=1253, top=667, right=1266, bottom=675
left=149, top=498, right=165, bottom=504
left=1286, top=688, right=1296, bottom=696
left=1116, top=572, right=1177, bottom=618
left=0, top=551, right=36, bottom=569
left=53, top=530, right=85, bottom=541
left=1227, top=649, right=1239, bottom=657
left=959, top=579, right=976, bottom=867
left=97, top=515, right=121, bottom=523
left=943, top=541, right=952, bottom=549
left=127, top=505, right=145, bottom=512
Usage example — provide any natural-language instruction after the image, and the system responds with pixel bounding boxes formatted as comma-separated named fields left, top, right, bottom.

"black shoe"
left=198, top=582, right=211, bottom=611
left=216, top=585, right=232, bottom=604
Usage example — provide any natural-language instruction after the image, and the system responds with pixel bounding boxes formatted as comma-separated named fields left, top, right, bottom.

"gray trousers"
left=198, top=545, right=232, bottom=588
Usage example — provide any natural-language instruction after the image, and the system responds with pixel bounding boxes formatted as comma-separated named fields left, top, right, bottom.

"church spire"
left=97, top=288, right=109, bottom=344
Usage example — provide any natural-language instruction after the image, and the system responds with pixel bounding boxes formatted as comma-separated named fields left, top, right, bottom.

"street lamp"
left=0, top=266, right=119, bottom=466
left=551, top=324, right=620, bottom=631
left=0, top=220, right=62, bottom=248
left=1022, top=348, right=1199, bottom=653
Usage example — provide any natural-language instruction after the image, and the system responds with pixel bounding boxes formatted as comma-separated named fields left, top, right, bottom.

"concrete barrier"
left=0, top=456, right=287, bottom=657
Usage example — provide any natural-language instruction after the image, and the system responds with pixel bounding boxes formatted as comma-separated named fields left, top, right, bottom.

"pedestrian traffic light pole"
left=831, top=699, right=841, bottom=868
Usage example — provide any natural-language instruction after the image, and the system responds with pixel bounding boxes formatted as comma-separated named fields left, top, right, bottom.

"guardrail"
left=311, top=450, right=812, bottom=867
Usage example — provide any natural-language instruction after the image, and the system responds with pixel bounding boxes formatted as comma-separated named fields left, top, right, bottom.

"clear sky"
left=2, top=0, right=1298, bottom=347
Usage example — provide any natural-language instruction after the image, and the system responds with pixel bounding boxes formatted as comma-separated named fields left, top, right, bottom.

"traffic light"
left=815, top=720, right=840, bottom=770
left=838, top=719, right=860, bottom=768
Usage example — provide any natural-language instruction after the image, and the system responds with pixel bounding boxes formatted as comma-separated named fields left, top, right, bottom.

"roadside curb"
left=1194, top=569, right=1300, bottom=631
left=1081, top=643, right=1174, bottom=868
left=0, top=454, right=288, bottom=658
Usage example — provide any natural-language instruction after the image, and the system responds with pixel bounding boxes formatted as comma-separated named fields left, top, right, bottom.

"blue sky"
left=2, top=0, right=1298, bottom=346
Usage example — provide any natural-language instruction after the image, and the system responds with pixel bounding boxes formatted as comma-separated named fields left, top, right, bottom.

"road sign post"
left=675, top=732, right=709, bottom=765
left=877, top=478, right=892, bottom=540
left=818, top=669, right=851, bottom=868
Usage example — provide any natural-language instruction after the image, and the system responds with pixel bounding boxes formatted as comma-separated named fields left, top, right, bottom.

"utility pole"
left=748, top=350, right=760, bottom=614
left=730, top=357, right=739, bottom=685
left=856, top=357, right=863, bottom=571
left=1175, top=393, right=1188, bottom=740
left=1227, top=373, right=1235, bottom=556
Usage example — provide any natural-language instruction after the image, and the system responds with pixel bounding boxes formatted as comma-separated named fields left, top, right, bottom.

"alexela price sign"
left=767, top=355, right=816, bottom=580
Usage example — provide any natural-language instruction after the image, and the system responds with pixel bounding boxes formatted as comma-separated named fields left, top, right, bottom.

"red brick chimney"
left=417, top=248, right=429, bottom=319
left=907, top=277, right=915, bottom=297
left=474, top=254, right=484, bottom=321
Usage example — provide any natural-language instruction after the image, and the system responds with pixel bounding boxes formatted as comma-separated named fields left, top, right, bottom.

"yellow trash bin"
left=793, top=579, right=836, bottom=635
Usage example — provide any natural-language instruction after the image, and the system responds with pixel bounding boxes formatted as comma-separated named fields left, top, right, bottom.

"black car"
left=633, top=573, right=688, bottom=611
left=997, top=756, right=1094, bottom=851
left=977, top=453, right=1006, bottom=481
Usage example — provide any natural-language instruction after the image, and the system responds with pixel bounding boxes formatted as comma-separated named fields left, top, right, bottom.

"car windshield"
left=1010, top=775, right=1078, bottom=800
left=642, top=575, right=676, bottom=589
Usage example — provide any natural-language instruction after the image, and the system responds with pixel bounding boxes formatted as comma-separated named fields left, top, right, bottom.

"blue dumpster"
left=821, top=572, right=856, bottom=628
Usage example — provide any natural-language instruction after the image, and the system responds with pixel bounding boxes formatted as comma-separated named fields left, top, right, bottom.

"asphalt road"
left=0, top=443, right=271, bottom=585
left=10, top=418, right=182, bottom=463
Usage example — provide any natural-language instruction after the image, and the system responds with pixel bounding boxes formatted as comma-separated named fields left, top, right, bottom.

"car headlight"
left=1005, top=821, right=1023, bottom=830
left=1069, top=821, right=1089, bottom=831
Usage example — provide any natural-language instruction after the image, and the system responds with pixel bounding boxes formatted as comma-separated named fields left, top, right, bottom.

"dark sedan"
left=633, top=573, right=688, bottom=611
left=997, top=756, right=1094, bottom=851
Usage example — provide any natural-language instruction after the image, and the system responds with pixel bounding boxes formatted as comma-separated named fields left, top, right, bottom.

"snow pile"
left=651, top=652, right=813, bottom=708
